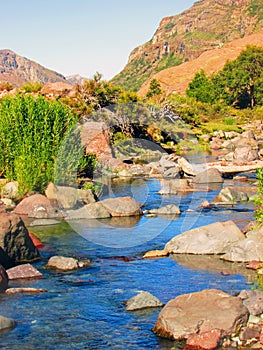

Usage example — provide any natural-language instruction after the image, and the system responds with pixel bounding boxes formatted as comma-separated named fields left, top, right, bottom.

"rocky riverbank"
left=0, top=121, right=262, bottom=348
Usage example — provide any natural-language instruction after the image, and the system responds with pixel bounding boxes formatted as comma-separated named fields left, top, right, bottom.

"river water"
left=0, top=156, right=258, bottom=349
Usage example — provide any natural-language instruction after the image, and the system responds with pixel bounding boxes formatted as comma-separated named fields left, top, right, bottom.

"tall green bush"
left=0, top=94, right=77, bottom=195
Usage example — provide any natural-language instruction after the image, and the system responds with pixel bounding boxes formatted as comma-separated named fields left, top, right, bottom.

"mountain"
left=139, top=31, right=263, bottom=96
left=0, top=49, right=67, bottom=87
left=111, top=0, right=263, bottom=92
left=66, top=74, right=87, bottom=85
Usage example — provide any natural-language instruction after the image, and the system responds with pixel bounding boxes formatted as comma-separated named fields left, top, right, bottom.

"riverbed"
left=0, top=159, right=257, bottom=349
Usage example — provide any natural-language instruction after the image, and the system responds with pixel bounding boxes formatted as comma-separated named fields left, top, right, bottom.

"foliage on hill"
left=187, top=46, right=263, bottom=108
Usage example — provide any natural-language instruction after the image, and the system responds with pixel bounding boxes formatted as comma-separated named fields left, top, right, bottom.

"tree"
left=213, top=46, right=263, bottom=108
left=186, top=69, right=216, bottom=103
left=146, top=78, right=162, bottom=98
left=75, top=72, right=122, bottom=114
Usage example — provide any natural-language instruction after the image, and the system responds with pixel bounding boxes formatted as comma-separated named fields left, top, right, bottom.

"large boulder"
left=13, top=194, right=63, bottom=218
left=221, top=227, right=263, bottom=262
left=45, top=183, right=96, bottom=210
left=0, top=213, right=40, bottom=268
left=165, top=221, right=245, bottom=255
left=100, top=197, right=142, bottom=217
left=0, top=265, right=8, bottom=292
left=125, top=291, right=163, bottom=311
left=80, top=121, right=112, bottom=162
left=66, top=202, right=110, bottom=220
left=153, top=289, right=249, bottom=341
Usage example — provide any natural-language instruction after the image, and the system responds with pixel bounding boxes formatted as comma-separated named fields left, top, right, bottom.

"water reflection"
left=171, top=254, right=256, bottom=280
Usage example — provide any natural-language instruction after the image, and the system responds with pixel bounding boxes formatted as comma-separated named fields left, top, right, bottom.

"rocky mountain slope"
left=0, top=50, right=67, bottom=87
left=112, top=0, right=263, bottom=91
left=139, top=31, right=263, bottom=96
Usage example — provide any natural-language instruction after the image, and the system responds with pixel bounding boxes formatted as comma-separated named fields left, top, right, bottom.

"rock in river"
left=0, top=213, right=40, bottom=268
left=125, top=291, right=163, bottom=311
left=165, top=221, right=245, bottom=255
left=153, top=289, right=249, bottom=341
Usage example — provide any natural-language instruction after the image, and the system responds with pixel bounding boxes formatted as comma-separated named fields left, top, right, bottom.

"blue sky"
left=1, top=0, right=196, bottom=80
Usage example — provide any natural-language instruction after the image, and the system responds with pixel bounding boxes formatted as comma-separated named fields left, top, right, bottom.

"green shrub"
left=255, top=168, right=263, bottom=225
left=21, top=81, right=43, bottom=93
left=0, top=95, right=77, bottom=195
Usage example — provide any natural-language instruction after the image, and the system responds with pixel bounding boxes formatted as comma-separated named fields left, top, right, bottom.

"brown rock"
left=185, top=329, right=224, bottom=350
left=239, top=326, right=261, bottom=341
left=5, top=287, right=47, bottom=294
left=7, top=263, right=42, bottom=280
left=153, top=289, right=249, bottom=341
left=41, top=82, right=74, bottom=97
left=80, top=122, right=112, bottom=162
left=246, top=261, right=263, bottom=271
left=0, top=265, right=8, bottom=292
left=13, top=194, right=63, bottom=218
left=143, top=250, right=169, bottom=259
left=100, top=196, right=142, bottom=217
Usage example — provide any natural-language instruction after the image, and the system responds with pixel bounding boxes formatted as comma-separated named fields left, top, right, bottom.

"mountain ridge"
left=138, top=31, right=263, bottom=96
left=0, top=49, right=67, bottom=87
left=111, top=0, right=263, bottom=91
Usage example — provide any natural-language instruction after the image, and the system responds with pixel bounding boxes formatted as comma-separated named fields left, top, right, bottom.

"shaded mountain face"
left=111, top=0, right=263, bottom=91
left=0, top=50, right=67, bottom=87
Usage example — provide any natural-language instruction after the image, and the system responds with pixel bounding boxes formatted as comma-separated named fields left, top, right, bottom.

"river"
left=0, top=155, right=257, bottom=349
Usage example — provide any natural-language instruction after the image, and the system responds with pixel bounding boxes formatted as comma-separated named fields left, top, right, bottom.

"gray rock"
left=233, top=146, right=259, bottom=162
left=47, top=256, right=79, bottom=271
left=0, top=213, right=40, bottom=268
left=194, top=168, right=223, bottom=184
left=213, top=186, right=256, bottom=203
left=45, top=182, right=96, bottom=209
left=153, top=289, right=249, bottom=341
left=47, top=256, right=90, bottom=271
left=0, top=315, right=16, bottom=332
left=238, top=290, right=263, bottom=316
left=177, top=157, right=196, bottom=176
left=148, top=204, right=180, bottom=215
left=158, top=179, right=192, bottom=195
left=221, top=227, right=263, bottom=262
left=165, top=221, right=245, bottom=255
left=1, top=181, right=19, bottom=200
left=66, top=202, right=110, bottom=220
left=126, top=291, right=163, bottom=311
